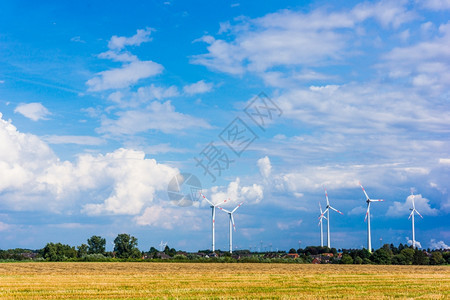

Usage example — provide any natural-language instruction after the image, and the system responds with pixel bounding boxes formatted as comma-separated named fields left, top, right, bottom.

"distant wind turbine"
left=201, top=193, right=227, bottom=252
left=409, top=190, right=423, bottom=249
left=319, top=188, right=343, bottom=248
left=218, top=202, right=244, bottom=253
left=359, top=182, right=384, bottom=253
left=318, top=201, right=327, bottom=247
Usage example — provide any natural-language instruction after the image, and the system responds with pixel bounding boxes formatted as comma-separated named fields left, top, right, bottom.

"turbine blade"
left=324, top=188, right=329, bottom=206
left=359, top=182, right=370, bottom=200
left=319, top=208, right=329, bottom=219
left=231, top=202, right=244, bottom=213
left=408, top=210, right=413, bottom=220
left=218, top=206, right=231, bottom=214
left=329, top=206, right=344, bottom=215
left=200, top=193, right=214, bottom=206
left=319, top=201, right=323, bottom=213
left=415, top=209, right=423, bottom=219
left=231, top=214, right=236, bottom=231
left=370, top=199, right=384, bottom=202
left=364, top=203, right=370, bottom=222
left=215, top=198, right=229, bottom=207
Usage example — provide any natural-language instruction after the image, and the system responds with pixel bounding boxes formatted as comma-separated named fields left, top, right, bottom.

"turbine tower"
left=201, top=193, right=227, bottom=252
left=218, top=202, right=244, bottom=253
left=319, top=188, right=343, bottom=248
left=318, top=201, right=327, bottom=247
left=409, top=190, right=423, bottom=249
left=359, top=182, right=384, bottom=253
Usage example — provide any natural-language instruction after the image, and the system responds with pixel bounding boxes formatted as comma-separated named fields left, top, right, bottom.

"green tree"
left=113, top=234, right=140, bottom=259
left=289, top=248, right=297, bottom=254
left=41, top=243, right=77, bottom=261
left=412, top=250, right=429, bottom=265
left=354, top=256, right=363, bottom=264
left=430, top=252, right=444, bottom=265
left=341, top=254, right=353, bottom=264
left=400, top=248, right=414, bottom=264
left=77, top=243, right=88, bottom=258
left=372, top=248, right=392, bottom=265
left=87, top=235, right=106, bottom=254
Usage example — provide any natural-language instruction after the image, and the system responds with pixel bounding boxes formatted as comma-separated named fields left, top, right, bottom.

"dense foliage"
left=1, top=237, right=448, bottom=264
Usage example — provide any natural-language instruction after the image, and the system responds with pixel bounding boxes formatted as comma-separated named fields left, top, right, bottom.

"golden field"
left=0, top=262, right=448, bottom=299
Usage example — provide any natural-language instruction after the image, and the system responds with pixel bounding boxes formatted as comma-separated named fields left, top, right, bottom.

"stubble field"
left=0, top=262, right=448, bottom=299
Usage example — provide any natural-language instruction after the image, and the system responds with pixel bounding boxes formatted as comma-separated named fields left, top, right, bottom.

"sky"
left=0, top=0, right=449, bottom=252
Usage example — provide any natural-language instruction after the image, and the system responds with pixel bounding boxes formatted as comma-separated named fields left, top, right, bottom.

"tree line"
left=0, top=235, right=448, bottom=265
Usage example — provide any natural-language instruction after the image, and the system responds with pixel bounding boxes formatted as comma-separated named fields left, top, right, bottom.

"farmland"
left=0, top=263, right=448, bottom=299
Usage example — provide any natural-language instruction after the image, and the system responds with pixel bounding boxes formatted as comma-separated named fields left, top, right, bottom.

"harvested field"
left=0, top=262, right=448, bottom=299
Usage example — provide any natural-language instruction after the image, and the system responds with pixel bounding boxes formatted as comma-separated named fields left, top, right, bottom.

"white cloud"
left=0, top=113, right=179, bottom=215
left=386, top=194, right=438, bottom=217
left=98, top=100, right=211, bottom=135
left=136, top=84, right=179, bottom=101
left=86, top=60, right=163, bottom=91
left=381, top=21, right=450, bottom=92
left=193, top=1, right=415, bottom=74
left=352, top=0, right=416, bottom=29
left=208, top=177, right=264, bottom=206
left=429, top=239, right=450, bottom=249
left=134, top=204, right=202, bottom=230
left=439, top=158, right=450, bottom=165
left=183, top=80, right=213, bottom=95
left=98, top=50, right=138, bottom=62
left=14, top=103, right=51, bottom=121
left=0, top=221, right=11, bottom=231
left=108, top=28, right=153, bottom=50
left=406, top=237, right=422, bottom=248
left=420, top=0, right=450, bottom=10
left=257, top=156, right=272, bottom=178
left=42, top=135, right=105, bottom=145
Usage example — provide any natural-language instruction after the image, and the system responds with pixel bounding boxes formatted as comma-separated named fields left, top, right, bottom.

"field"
left=0, top=263, right=448, bottom=299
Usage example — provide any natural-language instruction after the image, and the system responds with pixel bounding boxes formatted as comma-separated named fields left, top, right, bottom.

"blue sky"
left=0, top=0, right=449, bottom=252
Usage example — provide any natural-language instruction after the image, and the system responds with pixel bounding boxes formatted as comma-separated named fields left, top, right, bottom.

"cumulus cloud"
left=87, top=28, right=162, bottom=92
left=257, top=156, right=272, bottom=178
left=406, top=237, right=422, bottom=248
left=86, top=60, right=163, bottom=91
left=386, top=194, right=438, bottom=217
left=14, top=103, right=51, bottom=121
left=108, top=28, right=153, bottom=50
left=429, top=239, right=450, bottom=249
left=0, top=113, right=179, bottom=216
left=208, top=177, right=264, bottom=206
left=98, top=100, right=211, bottom=135
left=183, top=80, right=213, bottom=95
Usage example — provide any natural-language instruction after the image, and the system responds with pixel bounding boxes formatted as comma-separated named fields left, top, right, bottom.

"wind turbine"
left=201, top=193, right=227, bottom=252
left=318, top=201, right=327, bottom=247
left=218, top=202, right=244, bottom=253
left=319, top=188, right=343, bottom=248
left=359, top=182, right=384, bottom=253
left=409, top=190, right=423, bottom=249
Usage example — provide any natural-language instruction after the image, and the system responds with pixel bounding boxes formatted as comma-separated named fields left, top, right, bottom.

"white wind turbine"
left=201, top=193, right=227, bottom=252
left=319, top=188, right=343, bottom=248
left=359, top=182, right=384, bottom=253
left=409, top=190, right=423, bottom=249
left=318, top=201, right=327, bottom=247
left=218, top=202, right=244, bottom=253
